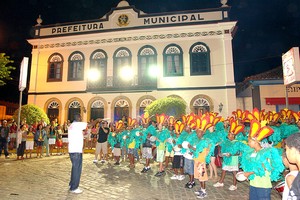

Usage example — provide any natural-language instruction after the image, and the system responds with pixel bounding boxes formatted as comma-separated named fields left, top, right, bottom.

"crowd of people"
left=1, top=108, right=300, bottom=199
left=0, top=118, right=69, bottom=160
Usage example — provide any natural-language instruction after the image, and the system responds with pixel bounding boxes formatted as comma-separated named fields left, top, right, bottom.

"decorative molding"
left=33, top=30, right=224, bottom=49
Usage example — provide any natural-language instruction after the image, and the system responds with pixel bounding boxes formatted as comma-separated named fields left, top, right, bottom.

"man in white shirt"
left=68, top=114, right=103, bottom=194
left=68, top=114, right=87, bottom=194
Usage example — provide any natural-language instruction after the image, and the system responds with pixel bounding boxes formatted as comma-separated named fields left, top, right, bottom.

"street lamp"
left=120, top=66, right=133, bottom=81
left=148, top=65, right=159, bottom=78
left=88, top=68, right=100, bottom=82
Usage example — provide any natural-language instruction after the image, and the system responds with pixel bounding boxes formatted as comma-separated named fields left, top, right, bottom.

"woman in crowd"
left=25, top=126, right=35, bottom=158
left=17, top=125, right=27, bottom=160
left=35, top=124, right=46, bottom=158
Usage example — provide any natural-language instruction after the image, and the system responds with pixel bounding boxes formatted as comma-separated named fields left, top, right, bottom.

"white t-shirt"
left=282, top=170, right=298, bottom=200
left=68, top=122, right=87, bottom=153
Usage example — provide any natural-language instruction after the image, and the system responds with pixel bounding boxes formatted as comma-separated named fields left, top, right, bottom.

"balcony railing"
left=86, top=76, right=157, bottom=93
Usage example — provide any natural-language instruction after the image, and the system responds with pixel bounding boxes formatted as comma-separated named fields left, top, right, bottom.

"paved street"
left=0, top=153, right=282, bottom=200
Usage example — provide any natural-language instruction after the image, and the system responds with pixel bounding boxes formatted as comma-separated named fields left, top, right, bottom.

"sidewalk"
left=0, top=153, right=282, bottom=200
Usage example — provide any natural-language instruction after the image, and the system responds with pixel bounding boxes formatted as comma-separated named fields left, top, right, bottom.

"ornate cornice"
left=33, top=30, right=224, bottom=49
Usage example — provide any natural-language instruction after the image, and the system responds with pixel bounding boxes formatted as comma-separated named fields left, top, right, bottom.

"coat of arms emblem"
left=117, top=14, right=129, bottom=27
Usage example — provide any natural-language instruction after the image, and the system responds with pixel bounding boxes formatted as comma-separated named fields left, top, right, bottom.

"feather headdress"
left=115, top=120, right=124, bottom=130
left=156, top=113, right=167, bottom=125
left=140, top=113, right=150, bottom=125
left=174, top=121, right=185, bottom=134
left=228, top=119, right=245, bottom=135
left=127, top=117, right=137, bottom=127
left=249, top=119, right=274, bottom=141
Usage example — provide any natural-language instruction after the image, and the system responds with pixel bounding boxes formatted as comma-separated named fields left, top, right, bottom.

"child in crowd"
left=154, top=122, right=169, bottom=177
left=170, top=121, right=186, bottom=180
left=285, top=132, right=300, bottom=199
left=141, top=126, right=153, bottom=173
left=193, top=128, right=211, bottom=199
left=213, top=120, right=245, bottom=191
left=240, top=119, right=284, bottom=200
left=56, top=125, right=63, bottom=155
left=183, top=124, right=197, bottom=188
left=281, top=150, right=298, bottom=200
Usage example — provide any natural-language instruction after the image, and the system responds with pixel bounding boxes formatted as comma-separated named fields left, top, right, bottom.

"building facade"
left=236, top=67, right=300, bottom=112
left=27, top=0, right=237, bottom=123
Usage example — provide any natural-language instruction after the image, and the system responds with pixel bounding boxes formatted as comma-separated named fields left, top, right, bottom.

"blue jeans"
left=0, top=138, right=9, bottom=157
left=69, top=153, right=83, bottom=191
left=249, top=186, right=271, bottom=200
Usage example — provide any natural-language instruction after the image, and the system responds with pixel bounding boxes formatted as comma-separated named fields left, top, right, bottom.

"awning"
left=265, top=97, right=300, bottom=105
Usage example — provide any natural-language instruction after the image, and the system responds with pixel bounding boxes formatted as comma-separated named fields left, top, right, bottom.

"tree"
left=13, top=104, right=50, bottom=125
left=0, top=53, right=15, bottom=86
left=145, top=97, right=187, bottom=119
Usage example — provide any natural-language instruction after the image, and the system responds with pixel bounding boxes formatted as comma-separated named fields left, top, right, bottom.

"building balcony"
left=86, top=76, right=157, bottom=93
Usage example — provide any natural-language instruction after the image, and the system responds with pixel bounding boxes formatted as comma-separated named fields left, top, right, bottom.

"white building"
left=27, top=0, right=237, bottom=123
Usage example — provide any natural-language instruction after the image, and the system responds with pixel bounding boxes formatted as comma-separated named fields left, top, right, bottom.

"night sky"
left=0, top=0, right=299, bottom=103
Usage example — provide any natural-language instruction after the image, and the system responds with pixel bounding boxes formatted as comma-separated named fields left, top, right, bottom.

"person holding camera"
left=93, top=121, right=109, bottom=163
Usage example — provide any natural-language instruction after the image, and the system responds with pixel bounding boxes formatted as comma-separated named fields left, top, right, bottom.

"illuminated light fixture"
left=148, top=65, right=159, bottom=78
left=88, top=68, right=100, bottom=82
left=120, top=66, right=133, bottom=80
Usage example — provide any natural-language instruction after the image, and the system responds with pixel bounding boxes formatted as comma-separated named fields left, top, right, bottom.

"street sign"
left=19, top=57, right=29, bottom=91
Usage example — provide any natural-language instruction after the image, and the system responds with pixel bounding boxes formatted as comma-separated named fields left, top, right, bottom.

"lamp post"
left=16, top=57, right=28, bottom=152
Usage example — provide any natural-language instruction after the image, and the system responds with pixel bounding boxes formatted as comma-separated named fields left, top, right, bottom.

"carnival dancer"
left=279, top=109, right=299, bottom=140
left=191, top=115, right=213, bottom=199
left=240, top=119, right=284, bottom=200
left=108, top=121, right=124, bottom=165
left=126, top=117, right=139, bottom=169
left=170, top=121, right=186, bottom=180
left=154, top=114, right=170, bottom=177
left=140, top=114, right=154, bottom=173
left=213, top=119, right=245, bottom=191
left=165, top=116, right=176, bottom=169
left=182, top=114, right=199, bottom=189
left=203, top=114, right=224, bottom=180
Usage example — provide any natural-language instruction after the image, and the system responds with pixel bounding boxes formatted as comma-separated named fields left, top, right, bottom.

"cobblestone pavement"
left=0, top=153, right=282, bottom=200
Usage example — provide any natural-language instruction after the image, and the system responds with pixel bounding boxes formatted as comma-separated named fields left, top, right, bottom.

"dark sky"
left=0, top=0, right=300, bottom=103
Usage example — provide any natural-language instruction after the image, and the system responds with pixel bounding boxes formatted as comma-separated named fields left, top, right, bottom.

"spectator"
left=9, top=121, right=17, bottom=149
left=17, top=125, right=27, bottom=160
left=35, top=124, right=46, bottom=158
left=285, top=132, right=300, bottom=199
left=48, top=125, right=56, bottom=155
left=94, top=121, right=109, bottom=163
left=25, top=126, right=35, bottom=158
left=0, top=120, right=10, bottom=158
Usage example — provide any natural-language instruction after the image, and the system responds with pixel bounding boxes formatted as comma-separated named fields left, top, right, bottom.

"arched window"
left=192, top=98, right=210, bottom=114
left=113, top=48, right=132, bottom=87
left=68, top=51, right=85, bottom=81
left=68, top=101, right=81, bottom=122
left=89, top=50, right=107, bottom=87
left=163, top=44, right=183, bottom=77
left=139, top=99, right=153, bottom=116
left=47, top=101, right=59, bottom=122
left=47, top=53, right=63, bottom=82
left=114, top=99, right=129, bottom=122
left=189, top=42, right=211, bottom=75
left=138, top=45, right=157, bottom=85
left=90, top=100, right=104, bottom=120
